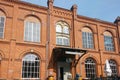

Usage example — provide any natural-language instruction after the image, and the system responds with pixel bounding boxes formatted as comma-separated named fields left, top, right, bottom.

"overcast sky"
left=22, top=0, right=120, bottom=22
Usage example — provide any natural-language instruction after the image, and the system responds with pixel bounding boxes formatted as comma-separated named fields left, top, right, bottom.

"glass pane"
left=109, top=60, right=117, bottom=75
left=85, top=58, right=96, bottom=79
left=56, top=24, right=62, bottom=33
left=63, top=37, right=69, bottom=46
left=63, top=26, right=69, bottom=34
left=104, top=36, right=114, bottom=51
left=22, top=54, right=40, bottom=79
left=24, top=21, right=40, bottom=42
left=56, top=37, right=62, bottom=45
left=0, top=17, right=4, bottom=38
left=82, top=32, right=93, bottom=49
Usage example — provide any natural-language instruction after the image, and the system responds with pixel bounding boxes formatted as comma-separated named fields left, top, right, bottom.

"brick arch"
left=24, top=14, right=42, bottom=23
left=103, top=29, right=116, bottom=37
left=19, top=49, right=44, bottom=60
left=81, top=54, right=100, bottom=64
left=107, top=57, right=119, bottom=66
left=55, top=20, right=70, bottom=28
left=81, top=26, right=95, bottom=34
left=82, top=27, right=92, bottom=33
left=0, top=6, right=9, bottom=16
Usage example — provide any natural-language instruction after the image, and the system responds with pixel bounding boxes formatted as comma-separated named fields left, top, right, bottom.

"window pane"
left=85, top=58, right=96, bottom=79
left=56, top=22, right=70, bottom=46
left=104, top=36, right=114, bottom=51
left=63, top=37, right=69, bottom=46
left=24, top=21, right=40, bottom=42
left=22, top=54, right=40, bottom=79
left=63, top=26, right=69, bottom=34
left=56, top=37, right=62, bottom=45
left=109, top=60, right=117, bottom=76
left=0, top=17, right=5, bottom=38
left=56, top=24, right=62, bottom=33
left=82, top=32, right=94, bottom=49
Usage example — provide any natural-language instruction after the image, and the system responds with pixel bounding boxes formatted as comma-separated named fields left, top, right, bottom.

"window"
left=82, top=27, right=94, bottom=49
left=85, top=58, right=96, bottom=79
left=0, top=11, right=5, bottom=38
left=56, top=21, right=70, bottom=46
left=22, top=53, right=40, bottom=79
left=56, top=36, right=69, bottom=46
left=24, top=16, right=40, bottom=42
left=104, top=32, right=114, bottom=51
left=109, top=60, right=117, bottom=76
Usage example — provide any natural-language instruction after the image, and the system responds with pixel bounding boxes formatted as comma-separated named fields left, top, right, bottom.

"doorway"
left=57, top=62, right=71, bottom=80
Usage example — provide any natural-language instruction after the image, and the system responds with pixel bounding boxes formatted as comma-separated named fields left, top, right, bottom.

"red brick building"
left=0, top=0, right=120, bottom=80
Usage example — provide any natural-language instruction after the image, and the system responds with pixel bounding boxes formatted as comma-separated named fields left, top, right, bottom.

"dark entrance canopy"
left=53, top=47, right=87, bottom=64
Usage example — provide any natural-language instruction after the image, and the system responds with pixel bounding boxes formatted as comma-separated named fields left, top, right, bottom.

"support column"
left=47, top=0, right=54, bottom=79
left=71, top=4, right=78, bottom=78
left=96, top=24, right=104, bottom=77
left=7, top=3, right=18, bottom=80
left=114, top=17, right=120, bottom=76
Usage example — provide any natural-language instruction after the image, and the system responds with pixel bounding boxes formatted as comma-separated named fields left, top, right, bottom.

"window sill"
left=56, top=44, right=70, bottom=47
left=21, top=78, right=40, bottom=80
left=16, top=41, right=46, bottom=47
left=103, top=51, right=117, bottom=54
left=81, top=48, right=99, bottom=53
left=0, top=39, right=10, bottom=43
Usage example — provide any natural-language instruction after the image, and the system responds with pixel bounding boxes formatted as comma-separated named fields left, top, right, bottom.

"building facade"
left=0, top=0, right=120, bottom=80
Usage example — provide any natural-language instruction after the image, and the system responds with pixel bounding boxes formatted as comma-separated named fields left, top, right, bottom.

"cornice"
left=77, top=15, right=116, bottom=26
left=2, top=0, right=48, bottom=10
left=53, top=6, right=71, bottom=12
left=53, top=6, right=72, bottom=19
left=2, top=0, right=118, bottom=27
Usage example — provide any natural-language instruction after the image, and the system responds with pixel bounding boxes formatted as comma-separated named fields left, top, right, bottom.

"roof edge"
left=77, top=15, right=116, bottom=26
left=3, top=0, right=48, bottom=10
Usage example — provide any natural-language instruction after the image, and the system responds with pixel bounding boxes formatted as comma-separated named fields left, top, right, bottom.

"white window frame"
left=109, top=60, right=117, bottom=76
left=22, top=54, right=40, bottom=80
left=82, top=32, right=94, bottom=49
left=0, top=16, right=5, bottom=39
left=104, top=36, right=114, bottom=51
left=85, top=58, right=96, bottom=79
left=56, top=36, right=70, bottom=46
left=56, top=23, right=70, bottom=46
left=24, top=21, right=40, bottom=42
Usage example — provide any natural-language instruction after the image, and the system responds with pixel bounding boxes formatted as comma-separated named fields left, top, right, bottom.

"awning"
left=53, top=47, right=87, bottom=63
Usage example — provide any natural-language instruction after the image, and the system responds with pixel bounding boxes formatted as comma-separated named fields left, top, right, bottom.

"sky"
left=22, top=0, right=120, bottom=22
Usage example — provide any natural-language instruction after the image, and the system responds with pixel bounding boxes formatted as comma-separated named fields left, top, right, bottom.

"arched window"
left=109, top=60, right=117, bottom=76
left=85, top=58, right=96, bottom=79
left=22, top=53, right=40, bottom=79
left=104, top=31, right=114, bottom=51
left=56, top=21, right=70, bottom=46
left=0, top=11, right=5, bottom=38
left=82, top=27, right=94, bottom=49
left=24, top=16, right=40, bottom=42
